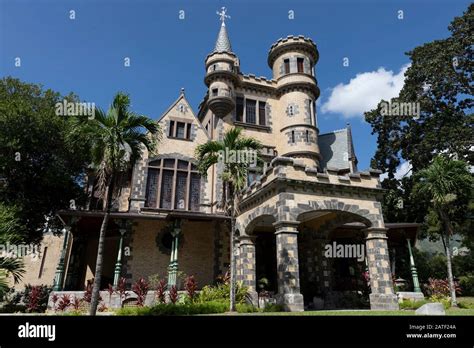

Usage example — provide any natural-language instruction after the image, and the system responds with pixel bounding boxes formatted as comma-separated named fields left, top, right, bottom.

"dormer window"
left=168, top=120, right=192, bottom=140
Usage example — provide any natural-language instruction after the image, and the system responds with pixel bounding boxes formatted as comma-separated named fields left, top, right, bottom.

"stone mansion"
left=18, top=16, right=422, bottom=311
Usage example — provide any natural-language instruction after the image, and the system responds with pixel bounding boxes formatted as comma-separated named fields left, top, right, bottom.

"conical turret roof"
left=213, top=22, right=232, bottom=53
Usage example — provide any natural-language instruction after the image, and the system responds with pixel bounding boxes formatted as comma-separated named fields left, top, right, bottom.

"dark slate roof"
left=213, top=23, right=232, bottom=53
left=318, top=127, right=357, bottom=172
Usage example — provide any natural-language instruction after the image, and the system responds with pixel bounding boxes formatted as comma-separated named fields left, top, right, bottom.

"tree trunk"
left=440, top=210, right=457, bottom=307
left=89, top=176, right=114, bottom=315
left=229, top=182, right=236, bottom=312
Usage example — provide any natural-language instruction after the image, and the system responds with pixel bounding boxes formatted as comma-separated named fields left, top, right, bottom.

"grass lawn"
left=233, top=297, right=474, bottom=316
left=234, top=308, right=474, bottom=316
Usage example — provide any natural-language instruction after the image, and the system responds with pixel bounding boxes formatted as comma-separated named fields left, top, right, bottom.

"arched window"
left=145, top=158, right=201, bottom=211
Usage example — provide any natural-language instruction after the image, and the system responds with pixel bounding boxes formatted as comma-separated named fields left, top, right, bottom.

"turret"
left=268, top=36, right=321, bottom=169
left=204, top=8, right=239, bottom=118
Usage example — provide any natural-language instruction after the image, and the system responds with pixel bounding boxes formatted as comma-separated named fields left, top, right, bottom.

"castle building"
left=18, top=13, right=422, bottom=311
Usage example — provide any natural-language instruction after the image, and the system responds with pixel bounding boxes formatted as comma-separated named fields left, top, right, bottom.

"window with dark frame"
left=176, top=122, right=186, bottom=139
left=305, top=130, right=310, bottom=143
left=246, top=99, right=256, bottom=124
left=146, top=158, right=201, bottom=211
left=297, top=58, right=304, bottom=73
left=236, top=97, right=244, bottom=122
left=169, top=121, right=175, bottom=137
left=291, top=130, right=295, bottom=143
left=284, top=59, right=290, bottom=74
left=258, top=101, right=266, bottom=125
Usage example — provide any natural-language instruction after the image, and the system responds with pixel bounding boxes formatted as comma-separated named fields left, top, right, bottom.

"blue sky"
left=0, top=0, right=470, bottom=170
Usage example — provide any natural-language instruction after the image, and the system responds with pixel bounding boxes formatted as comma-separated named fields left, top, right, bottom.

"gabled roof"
left=157, top=89, right=210, bottom=140
left=318, top=125, right=358, bottom=172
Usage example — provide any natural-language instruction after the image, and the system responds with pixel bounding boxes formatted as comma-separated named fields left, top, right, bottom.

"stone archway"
left=237, top=193, right=398, bottom=311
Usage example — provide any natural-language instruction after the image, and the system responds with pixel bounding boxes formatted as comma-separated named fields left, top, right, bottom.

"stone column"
left=235, top=239, right=242, bottom=283
left=364, top=227, right=399, bottom=310
left=239, top=235, right=257, bottom=304
left=273, top=221, right=304, bottom=312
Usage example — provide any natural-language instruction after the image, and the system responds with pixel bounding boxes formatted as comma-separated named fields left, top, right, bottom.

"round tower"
left=268, top=35, right=321, bottom=169
left=205, top=11, right=239, bottom=118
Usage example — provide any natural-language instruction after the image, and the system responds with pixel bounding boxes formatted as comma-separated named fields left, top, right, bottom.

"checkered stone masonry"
left=365, top=227, right=399, bottom=310
left=274, top=221, right=304, bottom=311
left=239, top=236, right=257, bottom=304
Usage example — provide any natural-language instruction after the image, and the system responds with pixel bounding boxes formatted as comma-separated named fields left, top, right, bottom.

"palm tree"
left=413, top=155, right=473, bottom=307
left=0, top=204, right=25, bottom=298
left=196, top=127, right=262, bottom=311
left=84, top=92, right=160, bottom=315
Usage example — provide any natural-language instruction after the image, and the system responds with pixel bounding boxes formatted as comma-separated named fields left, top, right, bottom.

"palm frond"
left=0, top=257, right=25, bottom=284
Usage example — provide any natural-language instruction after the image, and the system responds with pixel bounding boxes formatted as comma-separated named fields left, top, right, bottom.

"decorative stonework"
left=239, top=235, right=258, bottom=304
left=274, top=221, right=304, bottom=311
left=364, top=227, right=399, bottom=310
left=286, top=103, right=299, bottom=117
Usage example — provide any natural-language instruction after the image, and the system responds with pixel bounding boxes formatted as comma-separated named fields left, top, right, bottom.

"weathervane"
left=217, top=7, right=230, bottom=24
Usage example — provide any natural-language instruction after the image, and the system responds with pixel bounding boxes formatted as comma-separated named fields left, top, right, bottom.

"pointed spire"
left=213, top=7, right=232, bottom=53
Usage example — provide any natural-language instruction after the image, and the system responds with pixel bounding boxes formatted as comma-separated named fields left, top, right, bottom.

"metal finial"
left=216, top=7, right=230, bottom=25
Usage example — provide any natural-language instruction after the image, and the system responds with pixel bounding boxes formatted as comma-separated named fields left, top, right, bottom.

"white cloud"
left=380, top=161, right=412, bottom=181
left=321, top=64, right=410, bottom=118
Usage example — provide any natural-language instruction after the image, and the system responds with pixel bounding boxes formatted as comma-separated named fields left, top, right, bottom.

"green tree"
left=85, top=92, right=160, bottom=315
left=195, top=127, right=262, bottom=311
left=412, top=156, right=473, bottom=306
left=0, top=77, right=91, bottom=243
left=365, top=4, right=473, bottom=224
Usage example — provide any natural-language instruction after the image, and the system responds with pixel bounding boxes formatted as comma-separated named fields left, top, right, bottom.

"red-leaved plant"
left=71, top=296, right=82, bottom=310
left=57, top=294, right=71, bottom=311
left=51, top=293, right=59, bottom=312
left=132, top=277, right=149, bottom=307
left=26, top=286, right=41, bottom=313
left=117, top=277, right=128, bottom=306
left=98, top=302, right=108, bottom=312
left=169, top=285, right=179, bottom=304
left=155, top=279, right=167, bottom=304
left=184, top=275, right=198, bottom=302
left=425, top=278, right=461, bottom=298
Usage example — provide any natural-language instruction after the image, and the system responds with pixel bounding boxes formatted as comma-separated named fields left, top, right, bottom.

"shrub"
left=155, top=279, right=167, bottom=304
left=98, top=302, right=108, bottom=312
left=198, top=282, right=248, bottom=304
left=236, top=303, right=258, bottom=313
left=399, top=299, right=429, bottom=310
left=116, top=301, right=228, bottom=316
left=169, top=285, right=179, bottom=304
left=262, top=303, right=284, bottom=312
left=71, top=296, right=82, bottom=311
left=116, top=277, right=128, bottom=305
left=184, top=275, right=198, bottom=302
left=21, top=284, right=52, bottom=313
left=425, top=278, right=461, bottom=298
left=132, top=278, right=149, bottom=307
left=57, top=294, right=71, bottom=311
left=459, top=275, right=474, bottom=296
